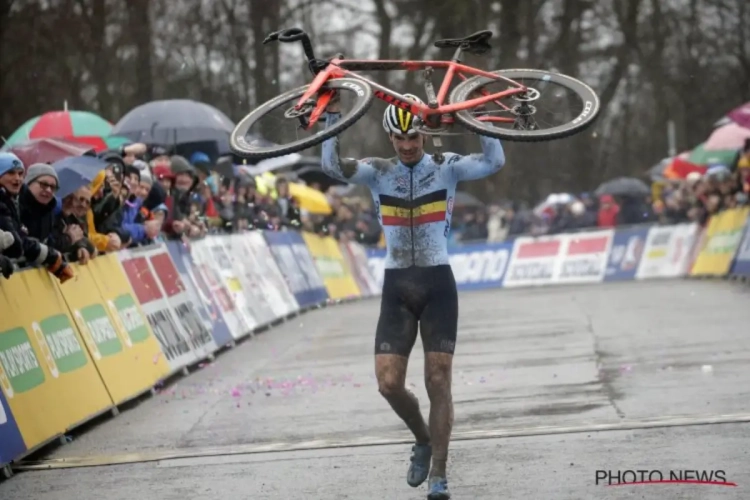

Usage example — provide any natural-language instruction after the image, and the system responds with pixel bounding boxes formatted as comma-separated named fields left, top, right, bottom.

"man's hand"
left=124, top=143, right=148, bottom=156
left=172, top=220, right=186, bottom=233
left=188, top=224, right=201, bottom=238
left=144, top=220, right=161, bottom=239
left=106, top=233, right=122, bottom=251
left=65, top=224, right=84, bottom=243
left=77, top=247, right=91, bottom=265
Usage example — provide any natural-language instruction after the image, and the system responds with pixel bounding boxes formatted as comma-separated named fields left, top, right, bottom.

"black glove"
left=0, top=255, right=14, bottom=279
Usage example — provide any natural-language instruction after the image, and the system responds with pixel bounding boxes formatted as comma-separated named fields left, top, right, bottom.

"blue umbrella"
left=53, top=155, right=108, bottom=199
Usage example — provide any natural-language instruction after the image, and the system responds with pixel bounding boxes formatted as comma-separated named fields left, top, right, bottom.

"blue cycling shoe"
left=427, top=477, right=451, bottom=499
left=406, top=443, right=432, bottom=487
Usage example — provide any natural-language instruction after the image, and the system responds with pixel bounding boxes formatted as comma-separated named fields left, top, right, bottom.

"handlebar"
left=263, top=28, right=318, bottom=72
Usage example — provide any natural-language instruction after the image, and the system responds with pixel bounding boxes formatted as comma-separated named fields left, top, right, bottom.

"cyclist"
left=321, top=94, right=506, bottom=500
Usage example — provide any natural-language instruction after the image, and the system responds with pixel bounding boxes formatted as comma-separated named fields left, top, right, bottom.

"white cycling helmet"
left=382, top=93, right=424, bottom=135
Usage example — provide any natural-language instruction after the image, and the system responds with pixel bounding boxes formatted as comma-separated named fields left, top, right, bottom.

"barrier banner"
left=366, top=248, right=386, bottom=290
left=264, top=231, right=329, bottom=308
left=190, top=239, right=255, bottom=336
left=448, top=241, right=514, bottom=290
left=636, top=223, right=699, bottom=279
left=730, top=214, right=750, bottom=278
left=301, top=232, right=361, bottom=300
left=57, top=258, right=169, bottom=405
left=0, top=390, right=25, bottom=466
left=222, top=235, right=278, bottom=326
left=690, top=207, right=750, bottom=276
left=147, top=246, right=218, bottom=358
left=166, top=242, right=234, bottom=348
left=340, top=241, right=380, bottom=297
left=201, top=236, right=260, bottom=333
left=555, top=230, right=613, bottom=284
left=503, top=235, right=561, bottom=287
left=0, top=268, right=112, bottom=451
left=604, top=226, right=648, bottom=281
left=86, top=254, right=171, bottom=394
left=119, top=249, right=199, bottom=371
left=243, top=232, right=299, bottom=317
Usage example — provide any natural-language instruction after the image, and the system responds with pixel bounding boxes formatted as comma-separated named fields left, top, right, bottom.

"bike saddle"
left=434, top=30, right=493, bottom=55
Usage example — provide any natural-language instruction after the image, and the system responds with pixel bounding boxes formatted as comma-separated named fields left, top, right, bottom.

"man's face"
left=28, top=175, right=58, bottom=204
left=0, top=168, right=24, bottom=195
left=72, top=186, right=92, bottom=218
left=139, top=181, right=152, bottom=198
left=174, top=173, right=193, bottom=191
left=389, top=132, right=425, bottom=165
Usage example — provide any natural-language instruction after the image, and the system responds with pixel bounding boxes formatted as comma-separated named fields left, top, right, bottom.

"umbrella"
left=112, top=99, right=236, bottom=152
left=687, top=142, right=738, bottom=166
left=728, top=101, right=750, bottom=129
left=454, top=191, right=484, bottom=208
left=1, top=109, right=126, bottom=152
left=6, top=137, right=96, bottom=166
left=248, top=170, right=332, bottom=215
left=647, top=158, right=670, bottom=182
left=594, top=177, right=650, bottom=197
left=53, top=155, right=108, bottom=199
left=704, top=122, right=750, bottom=151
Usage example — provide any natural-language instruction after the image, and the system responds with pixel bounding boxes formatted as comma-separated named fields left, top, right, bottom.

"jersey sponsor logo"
left=379, top=189, right=448, bottom=227
left=418, top=171, right=435, bottom=187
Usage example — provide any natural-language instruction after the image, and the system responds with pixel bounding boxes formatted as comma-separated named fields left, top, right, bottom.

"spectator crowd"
left=1, top=133, right=749, bottom=283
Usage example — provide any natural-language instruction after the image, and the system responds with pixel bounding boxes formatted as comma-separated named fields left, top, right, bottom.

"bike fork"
left=422, top=67, right=444, bottom=164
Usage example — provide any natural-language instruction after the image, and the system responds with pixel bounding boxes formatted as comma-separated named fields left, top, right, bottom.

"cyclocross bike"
left=229, top=28, right=601, bottom=161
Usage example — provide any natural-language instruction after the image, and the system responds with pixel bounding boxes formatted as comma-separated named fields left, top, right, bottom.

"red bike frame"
left=297, top=58, right=529, bottom=130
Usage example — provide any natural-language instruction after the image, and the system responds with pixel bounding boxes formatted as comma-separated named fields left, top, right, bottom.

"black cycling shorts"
left=374, top=264, right=458, bottom=357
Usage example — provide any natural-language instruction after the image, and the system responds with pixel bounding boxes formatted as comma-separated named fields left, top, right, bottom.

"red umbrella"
left=6, top=137, right=96, bottom=167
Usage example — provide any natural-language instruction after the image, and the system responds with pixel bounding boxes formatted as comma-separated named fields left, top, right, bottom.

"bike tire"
left=449, top=69, right=601, bottom=142
left=230, top=78, right=375, bottom=160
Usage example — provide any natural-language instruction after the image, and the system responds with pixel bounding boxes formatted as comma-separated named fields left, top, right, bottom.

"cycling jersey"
left=321, top=112, right=506, bottom=269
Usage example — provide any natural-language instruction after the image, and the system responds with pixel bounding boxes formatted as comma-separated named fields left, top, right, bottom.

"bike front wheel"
left=230, top=78, right=375, bottom=160
left=449, top=69, right=601, bottom=142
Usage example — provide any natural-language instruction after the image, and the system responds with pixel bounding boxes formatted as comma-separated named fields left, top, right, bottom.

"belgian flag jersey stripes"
left=321, top=112, right=507, bottom=269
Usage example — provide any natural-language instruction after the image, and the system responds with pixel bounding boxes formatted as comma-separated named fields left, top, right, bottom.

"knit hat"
left=25, top=163, right=59, bottom=186
left=170, top=155, right=193, bottom=175
left=140, top=169, right=154, bottom=186
left=0, top=152, right=24, bottom=177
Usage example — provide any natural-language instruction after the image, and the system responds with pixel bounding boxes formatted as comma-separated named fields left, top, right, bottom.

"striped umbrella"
left=2, top=108, right=130, bottom=152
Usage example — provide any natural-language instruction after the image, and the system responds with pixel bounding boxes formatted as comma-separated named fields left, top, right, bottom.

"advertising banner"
left=448, top=241, right=514, bottom=291
left=57, top=258, right=169, bottom=405
left=0, top=268, right=112, bottom=451
left=341, top=241, right=380, bottom=297
left=147, top=246, right=218, bottom=358
left=730, top=215, right=750, bottom=278
left=118, top=249, right=198, bottom=371
left=263, top=231, right=329, bottom=308
left=690, top=207, right=749, bottom=276
left=635, top=223, right=699, bottom=279
left=222, top=235, right=277, bottom=326
left=194, top=238, right=259, bottom=332
left=301, top=232, right=361, bottom=300
left=503, top=235, right=562, bottom=287
left=555, top=230, right=613, bottom=284
left=188, top=239, right=251, bottom=340
left=243, top=232, right=299, bottom=317
left=165, top=241, right=234, bottom=348
left=0, top=390, right=25, bottom=466
left=86, top=254, right=171, bottom=394
left=604, top=226, right=648, bottom=281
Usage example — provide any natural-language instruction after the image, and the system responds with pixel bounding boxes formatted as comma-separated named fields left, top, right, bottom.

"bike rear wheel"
left=449, top=69, right=600, bottom=142
left=230, top=78, right=374, bottom=160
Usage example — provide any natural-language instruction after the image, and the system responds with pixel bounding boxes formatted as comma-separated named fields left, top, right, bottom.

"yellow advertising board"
left=301, top=233, right=361, bottom=299
left=0, top=268, right=112, bottom=449
left=80, top=254, right=172, bottom=403
left=690, top=207, right=750, bottom=276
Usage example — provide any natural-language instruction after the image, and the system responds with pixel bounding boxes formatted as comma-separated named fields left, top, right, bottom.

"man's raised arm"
left=444, top=135, right=506, bottom=182
left=321, top=112, right=376, bottom=186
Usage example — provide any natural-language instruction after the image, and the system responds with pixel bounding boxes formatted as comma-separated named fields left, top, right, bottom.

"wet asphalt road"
left=1, top=279, right=750, bottom=500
